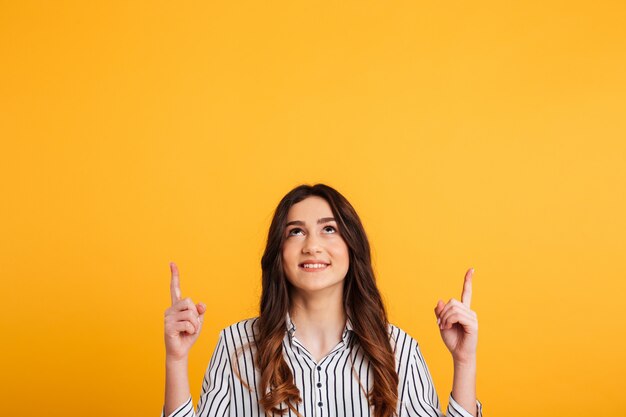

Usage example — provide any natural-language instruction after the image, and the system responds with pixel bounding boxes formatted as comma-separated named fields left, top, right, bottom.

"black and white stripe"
left=162, top=315, right=483, bottom=417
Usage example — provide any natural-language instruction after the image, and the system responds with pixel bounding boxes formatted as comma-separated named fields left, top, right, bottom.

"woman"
left=162, top=183, right=482, bottom=417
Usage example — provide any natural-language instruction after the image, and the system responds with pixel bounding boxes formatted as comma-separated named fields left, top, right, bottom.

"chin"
left=291, top=277, right=344, bottom=293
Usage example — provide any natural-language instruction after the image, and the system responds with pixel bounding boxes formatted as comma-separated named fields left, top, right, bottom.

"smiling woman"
left=282, top=197, right=350, bottom=295
left=162, top=184, right=482, bottom=417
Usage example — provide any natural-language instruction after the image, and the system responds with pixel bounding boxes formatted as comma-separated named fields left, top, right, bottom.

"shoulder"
left=387, top=322, right=421, bottom=364
left=387, top=322, right=418, bottom=347
left=219, top=316, right=260, bottom=348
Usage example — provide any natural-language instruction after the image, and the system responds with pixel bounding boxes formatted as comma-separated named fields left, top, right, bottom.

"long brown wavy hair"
left=234, top=183, right=398, bottom=417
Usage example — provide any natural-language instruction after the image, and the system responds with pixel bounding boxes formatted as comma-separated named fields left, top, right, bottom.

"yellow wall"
left=1, top=1, right=625, bottom=416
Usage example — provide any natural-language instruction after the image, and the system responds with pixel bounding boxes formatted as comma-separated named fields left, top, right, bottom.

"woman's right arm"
left=163, top=262, right=207, bottom=416
left=164, top=357, right=192, bottom=416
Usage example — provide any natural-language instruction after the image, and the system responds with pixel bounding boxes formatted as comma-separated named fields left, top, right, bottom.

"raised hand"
left=434, top=268, right=479, bottom=364
left=164, top=262, right=207, bottom=361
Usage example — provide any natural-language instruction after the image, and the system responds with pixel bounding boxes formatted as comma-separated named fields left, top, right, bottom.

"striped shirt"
left=162, top=314, right=483, bottom=417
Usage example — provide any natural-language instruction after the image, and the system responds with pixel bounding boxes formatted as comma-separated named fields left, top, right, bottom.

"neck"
left=288, top=284, right=346, bottom=341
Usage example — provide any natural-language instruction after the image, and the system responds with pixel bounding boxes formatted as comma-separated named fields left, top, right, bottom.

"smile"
left=299, top=263, right=330, bottom=271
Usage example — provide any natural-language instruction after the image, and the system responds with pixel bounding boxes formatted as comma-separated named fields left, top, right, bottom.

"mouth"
left=298, top=262, right=330, bottom=272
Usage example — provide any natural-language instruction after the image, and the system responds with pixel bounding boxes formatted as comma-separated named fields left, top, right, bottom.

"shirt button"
left=317, top=382, right=322, bottom=387
left=318, top=401, right=323, bottom=407
left=317, top=366, right=321, bottom=371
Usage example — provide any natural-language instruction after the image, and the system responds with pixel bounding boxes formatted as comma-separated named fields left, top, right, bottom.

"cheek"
left=281, top=249, right=295, bottom=281
left=331, top=242, right=350, bottom=265
left=281, top=244, right=298, bottom=266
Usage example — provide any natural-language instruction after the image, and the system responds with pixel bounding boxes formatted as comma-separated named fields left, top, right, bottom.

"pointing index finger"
left=461, top=267, right=474, bottom=307
left=170, top=261, right=181, bottom=305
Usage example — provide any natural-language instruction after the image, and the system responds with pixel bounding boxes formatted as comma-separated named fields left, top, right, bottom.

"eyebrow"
left=285, top=217, right=336, bottom=227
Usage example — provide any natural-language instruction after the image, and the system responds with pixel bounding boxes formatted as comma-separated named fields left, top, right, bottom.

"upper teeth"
left=302, top=263, right=327, bottom=269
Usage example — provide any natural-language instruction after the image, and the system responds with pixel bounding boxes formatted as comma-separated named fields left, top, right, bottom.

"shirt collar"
left=286, top=311, right=354, bottom=343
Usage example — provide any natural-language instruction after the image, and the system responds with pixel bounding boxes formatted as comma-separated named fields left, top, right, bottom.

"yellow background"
left=1, top=1, right=625, bottom=416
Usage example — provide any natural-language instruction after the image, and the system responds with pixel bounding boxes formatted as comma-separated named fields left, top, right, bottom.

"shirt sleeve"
left=403, top=342, right=483, bottom=417
left=161, top=329, right=232, bottom=417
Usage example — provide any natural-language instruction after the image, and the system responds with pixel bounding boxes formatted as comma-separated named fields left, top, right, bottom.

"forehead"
left=286, top=196, right=334, bottom=221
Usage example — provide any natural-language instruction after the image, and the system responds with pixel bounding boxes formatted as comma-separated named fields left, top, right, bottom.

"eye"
left=287, top=227, right=304, bottom=236
left=323, top=225, right=337, bottom=233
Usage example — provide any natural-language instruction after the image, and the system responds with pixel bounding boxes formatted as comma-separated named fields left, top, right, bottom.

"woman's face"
left=282, top=196, right=350, bottom=295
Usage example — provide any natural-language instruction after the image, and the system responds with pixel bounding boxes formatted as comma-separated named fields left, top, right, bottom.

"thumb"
left=434, top=299, right=445, bottom=318
left=197, top=302, right=207, bottom=321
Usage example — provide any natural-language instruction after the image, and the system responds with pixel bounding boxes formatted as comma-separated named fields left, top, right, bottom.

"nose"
left=302, top=234, right=322, bottom=254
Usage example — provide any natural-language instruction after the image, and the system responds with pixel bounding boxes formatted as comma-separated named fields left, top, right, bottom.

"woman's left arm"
left=434, top=268, right=481, bottom=417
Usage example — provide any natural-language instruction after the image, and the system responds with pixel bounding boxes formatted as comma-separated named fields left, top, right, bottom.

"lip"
left=298, top=260, right=331, bottom=272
